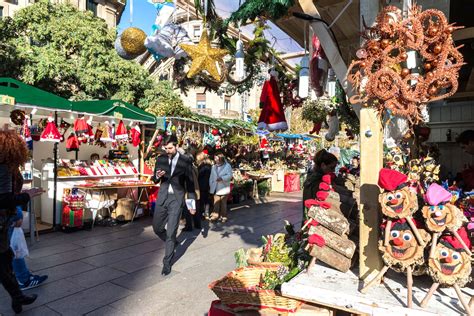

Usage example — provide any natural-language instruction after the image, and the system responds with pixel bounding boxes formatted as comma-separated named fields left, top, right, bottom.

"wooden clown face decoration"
left=429, top=241, right=471, bottom=285
left=378, top=169, right=418, bottom=219
left=379, top=220, right=427, bottom=268
left=422, top=183, right=464, bottom=233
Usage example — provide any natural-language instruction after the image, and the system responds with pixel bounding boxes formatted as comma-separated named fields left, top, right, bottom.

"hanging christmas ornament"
left=115, top=36, right=138, bottom=60
left=66, top=133, right=80, bottom=152
left=115, top=120, right=128, bottom=141
left=259, top=136, right=268, bottom=150
left=298, top=55, right=310, bottom=98
left=257, top=75, right=288, bottom=132
left=179, top=29, right=228, bottom=81
left=21, top=117, right=33, bottom=150
left=149, top=0, right=175, bottom=32
left=235, top=39, right=245, bottom=79
left=10, top=109, right=25, bottom=126
left=130, top=124, right=141, bottom=147
left=310, top=35, right=328, bottom=97
left=100, top=121, right=114, bottom=143
left=74, top=117, right=89, bottom=143
left=40, top=117, right=61, bottom=142
left=57, top=119, right=71, bottom=142
left=120, top=27, right=147, bottom=56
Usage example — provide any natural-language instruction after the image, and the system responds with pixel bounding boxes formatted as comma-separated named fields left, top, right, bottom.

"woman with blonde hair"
left=209, top=153, right=233, bottom=223
left=0, top=130, right=41, bottom=313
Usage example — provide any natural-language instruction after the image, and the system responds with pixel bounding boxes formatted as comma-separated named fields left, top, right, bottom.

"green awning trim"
left=72, top=99, right=156, bottom=124
left=0, top=78, right=71, bottom=111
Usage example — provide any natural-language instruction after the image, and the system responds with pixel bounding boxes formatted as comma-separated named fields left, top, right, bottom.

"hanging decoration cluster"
left=347, top=5, right=464, bottom=124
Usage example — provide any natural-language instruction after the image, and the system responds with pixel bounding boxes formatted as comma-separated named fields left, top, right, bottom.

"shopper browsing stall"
left=209, top=153, right=233, bottom=223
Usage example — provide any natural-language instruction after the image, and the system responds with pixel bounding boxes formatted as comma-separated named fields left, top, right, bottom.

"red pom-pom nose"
left=389, top=199, right=399, bottom=205
left=392, top=237, right=404, bottom=246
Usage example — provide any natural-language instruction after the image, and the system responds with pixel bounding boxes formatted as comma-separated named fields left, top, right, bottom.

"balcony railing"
left=219, top=109, right=240, bottom=119
left=191, top=108, right=213, bottom=115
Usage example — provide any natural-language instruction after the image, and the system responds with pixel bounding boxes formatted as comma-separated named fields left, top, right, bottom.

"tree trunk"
left=307, top=205, right=350, bottom=236
left=309, top=225, right=356, bottom=259
left=310, top=245, right=353, bottom=272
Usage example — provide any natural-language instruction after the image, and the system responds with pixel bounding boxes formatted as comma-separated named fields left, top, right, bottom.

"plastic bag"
left=10, top=227, right=29, bottom=259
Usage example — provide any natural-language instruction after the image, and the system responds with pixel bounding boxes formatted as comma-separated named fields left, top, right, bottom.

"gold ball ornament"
left=401, top=68, right=410, bottom=77
left=179, top=29, right=229, bottom=81
left=120, top=27, right=147, bottom=56
left=424, top=63, right=432, bottom=71
left=400, top=52, right=408, bottom=61
left=433, top=45, right=442, bottom=54
left=428, top=86, right=438, bottom=95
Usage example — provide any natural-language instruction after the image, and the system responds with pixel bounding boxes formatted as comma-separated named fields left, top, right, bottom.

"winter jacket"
left=209, top=162, right=233, bottom=196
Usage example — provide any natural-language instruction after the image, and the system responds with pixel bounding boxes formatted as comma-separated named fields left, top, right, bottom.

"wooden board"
left=309, top=225, right=356, bottom=259
left=307, top=205, right=350, bottom=236
left=310, top=245, right=352, bottom=272
left=282, top=263, right=474, bottom=316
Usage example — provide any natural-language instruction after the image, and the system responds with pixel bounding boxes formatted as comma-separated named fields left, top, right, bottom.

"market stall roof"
left=72, top=100, right=156, bottom=124
left=0, top=77, right=72, bottom=112
left=164, top=113, right=256, bottom=133
left=276, top=133, right=312, bottom=141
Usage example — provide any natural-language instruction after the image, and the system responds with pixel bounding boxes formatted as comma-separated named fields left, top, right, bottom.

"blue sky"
left=118, top=0, right=303, bottom=56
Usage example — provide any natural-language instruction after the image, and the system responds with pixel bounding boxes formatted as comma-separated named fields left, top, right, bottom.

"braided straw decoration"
left=347, top=5, right=463, bottom=124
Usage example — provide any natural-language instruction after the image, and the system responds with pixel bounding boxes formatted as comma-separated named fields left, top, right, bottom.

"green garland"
left=226, top=0, right=295, bottom=26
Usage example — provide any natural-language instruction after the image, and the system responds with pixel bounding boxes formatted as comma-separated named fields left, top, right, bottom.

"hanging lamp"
left=298, top=23, right=309, bottom=98
left=235, top=39, right=245, bottom=79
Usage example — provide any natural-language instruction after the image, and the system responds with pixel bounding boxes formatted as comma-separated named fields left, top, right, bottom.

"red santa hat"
left=40, top=117, right=61, bottom=142
left=66, top=133, right=79, bottom=152
left=115, top=120, right=128, bottom=140
left=378, top=168, right=408, bottom=191
left=440, top=227, right=472, bottom=251
left=257, top=76, right=288, bottom=132
left=129, top=124, right=141, bottom=147
left=259, top=137, right=268, bottom=150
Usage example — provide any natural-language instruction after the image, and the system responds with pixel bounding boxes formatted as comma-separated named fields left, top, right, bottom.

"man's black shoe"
left=182, top=226, right=193, bottom=232
left=161, top=265, right=171, bottom=276
left=12, top=294, right=38, bottom=314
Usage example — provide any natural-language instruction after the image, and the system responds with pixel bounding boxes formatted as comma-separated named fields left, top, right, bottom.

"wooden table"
left=75, top=183, right=157, bottom=226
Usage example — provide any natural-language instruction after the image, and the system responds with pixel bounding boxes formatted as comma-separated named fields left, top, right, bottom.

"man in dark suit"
left=152, top=135, right=196, bottom=275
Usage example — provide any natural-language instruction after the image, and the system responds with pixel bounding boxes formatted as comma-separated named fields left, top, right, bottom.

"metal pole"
left=53, top=111, right=58, bottom=229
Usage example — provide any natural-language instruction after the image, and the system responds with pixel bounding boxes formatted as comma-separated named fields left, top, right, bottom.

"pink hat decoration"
left=424, top=183, right=452, bottom=206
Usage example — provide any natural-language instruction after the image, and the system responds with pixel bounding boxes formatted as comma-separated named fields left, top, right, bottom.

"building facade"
left=0, top=0, right=125, bottom=28
left=138, top=0, right=268, bottom=121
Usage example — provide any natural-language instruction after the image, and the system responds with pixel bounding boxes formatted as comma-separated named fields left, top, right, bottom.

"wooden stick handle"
left=306, top=257, right=317, bottom=273
left=384, top=220, right=392, bottom=247
left=469, top=296, right=473, bottom=309
left=407, top=216, right=425, bottom=247
left=301, top=219, right=312, bottom=231
left=360, top=265, right=390, bottom=294
left=420, top=283, right=439, bottom=308
left=406, top=266, right=413, bottom=309
left=429, top=232, right=439, bottom=259
left=451, top=229, right=473, bottom=256
left=454, top=284, right=473, bottom=316
left=145, top=129, right=160, bottom=156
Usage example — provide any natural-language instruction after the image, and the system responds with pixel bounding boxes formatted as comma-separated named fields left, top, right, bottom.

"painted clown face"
left=429, top=243, right=471, bottom=286
left=380, top=187, right=417, bottom=218
left=422, top=204, right=460, bottom=232
left=386, top=229, right=419, bottom=261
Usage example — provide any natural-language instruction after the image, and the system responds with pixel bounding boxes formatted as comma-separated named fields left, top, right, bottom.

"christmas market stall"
left=0, top=78, right=157, bottom=233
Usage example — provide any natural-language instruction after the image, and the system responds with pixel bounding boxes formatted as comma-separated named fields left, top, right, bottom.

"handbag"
left=10, top=227, right=29, bottom=258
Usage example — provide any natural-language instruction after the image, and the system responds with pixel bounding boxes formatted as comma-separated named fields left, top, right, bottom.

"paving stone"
left=47, top=282, right=133, bottom=316
left=21, top=305, right=61, bottom=316
left=108, top=290, right=175, bottom=316
left=26, top=249, right=91, bottom=272
left=34, top=261, right=97, bottom=284
left=85, top=305, right=135, bottom=316
left=110, top=264, right=177, bottom=292
left=81, top=248, right=140, bottom=267
left=0, top=279, right=86, bottom=315
left=108, top=251, right=165, bottom=273
left=27, top=243, right=83, bottom=259
left=65, top=266, right=127, bottom=288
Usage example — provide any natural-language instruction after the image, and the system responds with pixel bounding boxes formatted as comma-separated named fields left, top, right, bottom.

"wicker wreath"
left=10, top=110, right=26, bottom=126
left=347, top=5, right=463, bottom=125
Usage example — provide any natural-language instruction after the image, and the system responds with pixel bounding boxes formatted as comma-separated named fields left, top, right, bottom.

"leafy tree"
left=138, top=81, right=191, bottom=118
left=0, top=0, right=153, bottom=105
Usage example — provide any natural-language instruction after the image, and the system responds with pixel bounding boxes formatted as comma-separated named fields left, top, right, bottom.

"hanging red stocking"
left=130, top=124, right=141, bottom=147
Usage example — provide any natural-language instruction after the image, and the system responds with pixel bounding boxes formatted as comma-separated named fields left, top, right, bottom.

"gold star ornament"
left=179, top=29, right=228, bottom=81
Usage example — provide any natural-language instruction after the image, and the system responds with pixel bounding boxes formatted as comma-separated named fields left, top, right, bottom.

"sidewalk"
left=0, top=192, right=303, bottom=316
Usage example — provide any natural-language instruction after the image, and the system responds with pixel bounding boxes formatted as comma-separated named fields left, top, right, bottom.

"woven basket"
left=209, top=266, right=303, bottom=313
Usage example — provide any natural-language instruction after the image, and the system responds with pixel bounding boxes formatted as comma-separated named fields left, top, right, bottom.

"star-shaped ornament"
left=179, top=29, right=228, bottom=81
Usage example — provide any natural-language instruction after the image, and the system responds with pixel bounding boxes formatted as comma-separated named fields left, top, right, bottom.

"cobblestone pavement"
left=0, top=192, right=302, bottom=316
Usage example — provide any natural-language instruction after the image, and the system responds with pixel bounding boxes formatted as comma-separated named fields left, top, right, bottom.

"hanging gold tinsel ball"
left=120, top=27, right=147, bottom=56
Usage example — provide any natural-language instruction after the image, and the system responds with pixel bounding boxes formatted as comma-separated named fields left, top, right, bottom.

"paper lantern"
left=120, top=27, right=147, bottom=56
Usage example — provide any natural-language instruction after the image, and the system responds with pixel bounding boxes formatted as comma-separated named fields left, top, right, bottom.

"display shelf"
left=282, top=263, right=473, bottom=316
left=54, top=174, right=138, bottom=180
